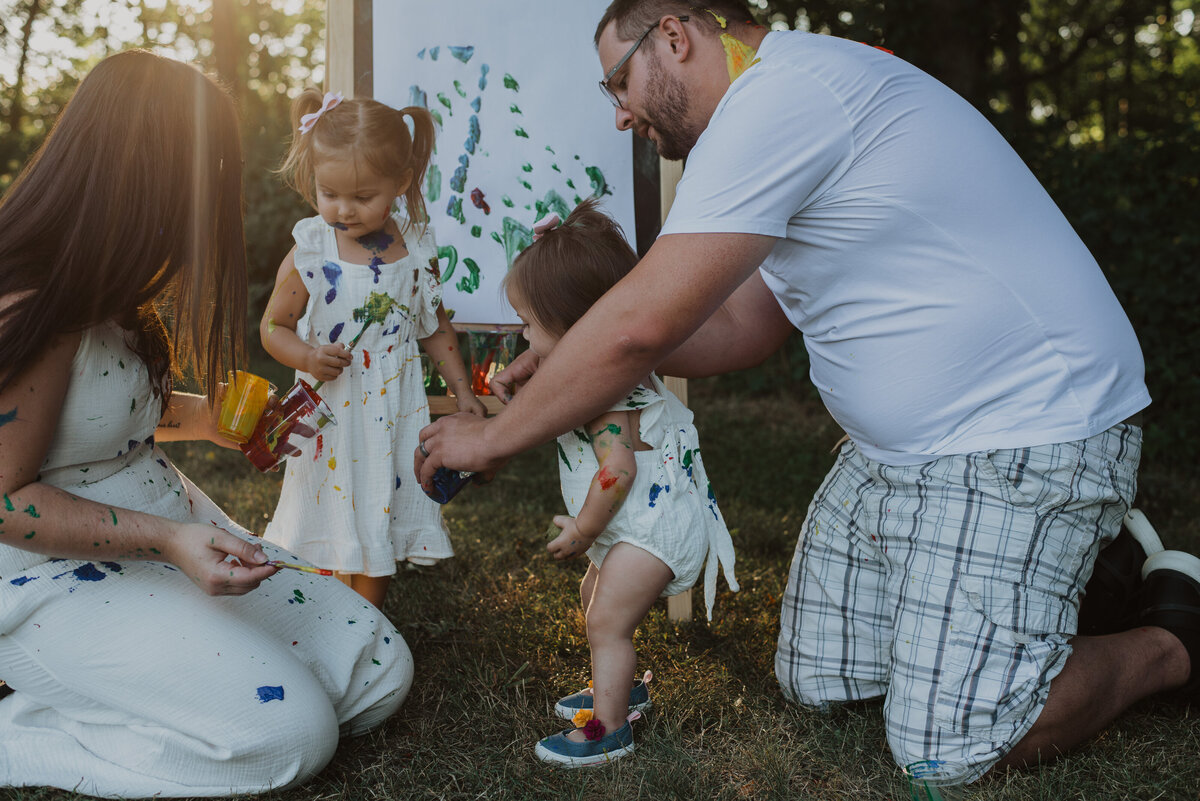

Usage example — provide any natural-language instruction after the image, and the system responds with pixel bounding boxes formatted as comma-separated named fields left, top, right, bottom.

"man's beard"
left=643, top=55, right=701, bottom=161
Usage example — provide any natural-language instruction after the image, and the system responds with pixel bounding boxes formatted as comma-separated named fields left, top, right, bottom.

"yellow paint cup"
left=217, top=370, right=271, bottom=444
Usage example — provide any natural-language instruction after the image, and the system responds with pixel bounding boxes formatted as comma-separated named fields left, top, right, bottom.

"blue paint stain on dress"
left=73, top=563, right=107, bottom=581
left=368, top=256, right=383, bottom=284
left=256, top=685, right=285, bottom=703
left=322, top=261, right=342, bottom=305
left=479, top=63, right=489, bottom=90
left=9, top=576, right=36, bottom=586
left=329, top=322, right=345, bottom=343
left=395, top=475, right=402, bottom=489
left=471, top=96, right=482, bottom=113
left=449, top=45, right=474, bottom=63
left=648, top=483, right=668, bottom=508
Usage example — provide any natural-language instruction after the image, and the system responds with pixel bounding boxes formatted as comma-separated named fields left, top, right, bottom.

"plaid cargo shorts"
left=775, top=423, right=1141, bottom=781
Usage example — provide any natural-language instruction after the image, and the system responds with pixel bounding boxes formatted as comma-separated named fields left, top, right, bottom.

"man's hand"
left=414, top=412, right=510, bottom=487
left=490, top=350, right=540, bottom=403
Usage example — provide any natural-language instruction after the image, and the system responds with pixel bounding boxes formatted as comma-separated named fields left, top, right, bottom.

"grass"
left=4, top=377, right=1198, bottom=801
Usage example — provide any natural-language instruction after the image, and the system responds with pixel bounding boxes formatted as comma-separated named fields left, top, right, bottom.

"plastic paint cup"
left=240, top=379, right=337, bottom=472
left=903, top=760, right=967, bottom=801
left=218, top=370, right=271, bottom=444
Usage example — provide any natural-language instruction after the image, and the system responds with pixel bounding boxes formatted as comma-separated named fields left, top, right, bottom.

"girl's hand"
left=490, top=350, right=540, bottom=404
left=164, top=523, right=278, bottom=596
left=546, top=514, right=597, bottom=561
left=457, top=393, right=488, bottom=418
left=306, top=343, right=353, bottom=382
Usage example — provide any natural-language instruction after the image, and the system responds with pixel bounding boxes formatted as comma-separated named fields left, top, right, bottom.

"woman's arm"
left=546, top=409, right=638, bottom=560
left=155, top=391, right=239, bottom=449
left=419, top=305, right=486, bottom=416
left=0, top=328, right=274, bottom=595
left=261, top=248, right=352, bottom=383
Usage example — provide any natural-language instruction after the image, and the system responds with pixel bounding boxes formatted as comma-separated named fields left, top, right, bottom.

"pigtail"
left=397, top=105, right=436, bottom=232
left=277, top=88, right=327, bottom=208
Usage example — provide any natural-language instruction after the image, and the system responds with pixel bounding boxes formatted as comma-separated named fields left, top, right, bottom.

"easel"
left=326, top=0, right=694, bottom=621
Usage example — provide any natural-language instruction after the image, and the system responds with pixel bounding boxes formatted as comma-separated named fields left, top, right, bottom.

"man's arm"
left=415, top=231, right=778, bottom=483
left=657, top=268, right=794, bottom=378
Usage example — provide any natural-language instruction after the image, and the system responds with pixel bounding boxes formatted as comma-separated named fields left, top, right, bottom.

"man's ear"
left=659, top=15, right=691, bottom=61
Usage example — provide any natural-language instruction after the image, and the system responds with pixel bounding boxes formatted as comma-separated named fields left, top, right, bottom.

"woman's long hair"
left=0, top=49, right=247, bottom=407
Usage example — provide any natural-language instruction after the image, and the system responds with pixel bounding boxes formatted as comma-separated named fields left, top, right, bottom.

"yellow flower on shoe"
left=572, top=709, right=593, bottom=728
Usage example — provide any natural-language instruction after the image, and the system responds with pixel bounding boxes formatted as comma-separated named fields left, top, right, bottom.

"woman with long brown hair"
left=0, top=51, right=411, bottom=796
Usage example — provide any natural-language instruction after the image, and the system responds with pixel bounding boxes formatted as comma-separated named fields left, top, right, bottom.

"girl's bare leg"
left=348, top=574, right=392, bottom=610
left=568, top=543, right=672, bottom=742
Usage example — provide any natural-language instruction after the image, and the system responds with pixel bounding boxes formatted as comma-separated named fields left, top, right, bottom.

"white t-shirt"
left=661, top=31, right=1149, bottom=465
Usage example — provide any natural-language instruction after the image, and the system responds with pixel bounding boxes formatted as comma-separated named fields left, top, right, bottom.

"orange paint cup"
left=217, top=370, right=271, bottom=444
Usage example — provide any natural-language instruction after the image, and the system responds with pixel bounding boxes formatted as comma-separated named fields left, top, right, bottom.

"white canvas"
left=373, top=0, right=636, bottom=324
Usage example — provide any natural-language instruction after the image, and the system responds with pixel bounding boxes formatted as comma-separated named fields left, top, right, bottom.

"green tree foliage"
left=0, top=0, right=324, bottom=296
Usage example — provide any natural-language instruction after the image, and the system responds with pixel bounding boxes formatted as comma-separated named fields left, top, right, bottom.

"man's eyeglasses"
left=599, top=15, right=689, bottom=109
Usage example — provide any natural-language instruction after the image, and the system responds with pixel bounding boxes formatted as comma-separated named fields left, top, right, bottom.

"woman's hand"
left=306, top=343, right=353, bottom=383
left=165, top=523, right=278, bottom=596
left=490, top=350, right=540, bottom=404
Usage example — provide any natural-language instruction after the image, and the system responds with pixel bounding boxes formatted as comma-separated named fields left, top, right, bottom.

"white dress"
left=557, top=374, right=739, bottom=619
left=0, top=320, right=412, bottom=797
left=264, top=213, right=453, bottom=575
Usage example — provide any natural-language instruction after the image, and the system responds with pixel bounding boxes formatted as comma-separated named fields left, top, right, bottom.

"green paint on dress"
left=503, top=73, right=519, bottom=90
left=557, top=442, right=572, bottom=470
left=502, top=195, right=514, bottom=208
left=509, top=103, right=522, bottom=115
left=521, top=163, right=533, bottom=173
left=470, top=225, right=482, bottom=238
left=514, top=127, right=529, bottom=138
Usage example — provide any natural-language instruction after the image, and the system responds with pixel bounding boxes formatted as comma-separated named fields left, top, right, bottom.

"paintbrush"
left=267, top=560, right=334, bottom=576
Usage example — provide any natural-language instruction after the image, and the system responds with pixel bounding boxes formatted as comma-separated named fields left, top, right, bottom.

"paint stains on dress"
left=256, top=685, right=285, bottom=703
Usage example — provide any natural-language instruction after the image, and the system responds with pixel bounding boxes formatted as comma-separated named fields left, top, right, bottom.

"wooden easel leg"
left=667, top=590, right=692, bottom=622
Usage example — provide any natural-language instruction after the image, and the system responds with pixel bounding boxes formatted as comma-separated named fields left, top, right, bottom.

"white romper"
left=557, top=374, right=738, bottom=618
left=265, top=213, right=453, bottom=575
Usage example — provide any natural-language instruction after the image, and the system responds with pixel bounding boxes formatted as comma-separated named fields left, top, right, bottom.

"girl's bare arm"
left=547, top=409, right=638, bottom=560
left=419, top=305, right=486, bottom=416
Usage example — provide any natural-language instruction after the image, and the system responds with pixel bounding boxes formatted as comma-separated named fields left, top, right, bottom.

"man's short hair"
left=594, top=1, right=757, bottom=48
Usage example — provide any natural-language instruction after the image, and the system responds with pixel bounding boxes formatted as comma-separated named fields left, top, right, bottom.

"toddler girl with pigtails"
left=261, top=90, right=485, bottom=609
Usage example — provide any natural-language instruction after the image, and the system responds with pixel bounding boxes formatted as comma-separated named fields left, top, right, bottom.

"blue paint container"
left=424, top=467, right=478, bottom=504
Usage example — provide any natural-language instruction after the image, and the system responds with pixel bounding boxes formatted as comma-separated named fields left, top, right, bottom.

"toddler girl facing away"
left=502, top=199, right=739, bottom=766
left=261, top=90, right=485, bottom=609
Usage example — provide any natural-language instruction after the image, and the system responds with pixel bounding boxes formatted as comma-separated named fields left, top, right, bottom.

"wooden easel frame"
left=326, top=0, right=694, bottom=621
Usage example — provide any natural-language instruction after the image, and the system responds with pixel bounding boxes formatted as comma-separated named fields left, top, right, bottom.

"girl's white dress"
left=557, top=374, right=739, bottom=619
left=265, top=213, right=453, bottom=575
left=0, top=320, right=411, bottom=797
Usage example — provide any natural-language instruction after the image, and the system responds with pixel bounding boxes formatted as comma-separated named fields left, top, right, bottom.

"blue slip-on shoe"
left=534, top=719, right=636, bottom=767
left=554, top=670, right=652, bottom=720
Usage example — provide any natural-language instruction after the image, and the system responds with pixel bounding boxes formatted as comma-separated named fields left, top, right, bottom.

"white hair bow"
left=298, top=91, right=344, bottom=134
left=532, top=212, right=562, bottom=241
